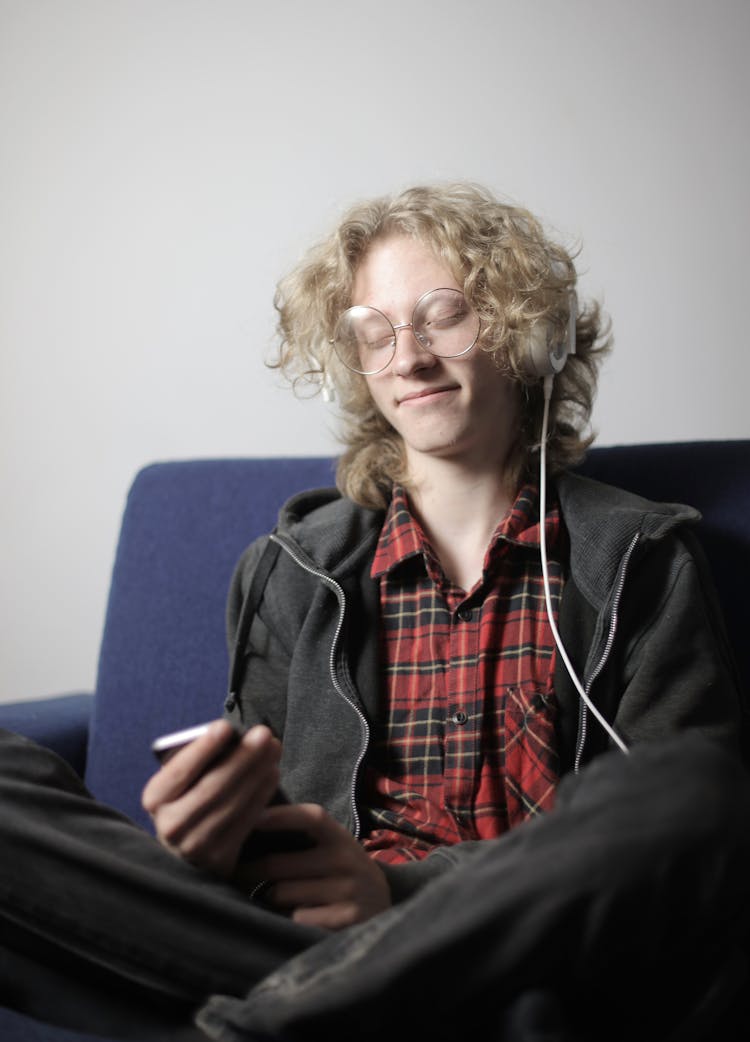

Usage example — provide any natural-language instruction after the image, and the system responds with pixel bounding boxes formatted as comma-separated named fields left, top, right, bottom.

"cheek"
left=363, top=375, right=391, bottom=414
left=470, top=362, right=520, bottom=414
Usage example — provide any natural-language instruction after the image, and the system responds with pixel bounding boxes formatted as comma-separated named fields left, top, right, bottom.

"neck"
left=406, top=454, right=518, bottom=593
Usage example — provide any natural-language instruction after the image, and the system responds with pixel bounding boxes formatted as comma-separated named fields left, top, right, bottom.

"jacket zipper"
left=269, top=533, right=370, bottom=838
left=574, top=532, right=640, bottom=772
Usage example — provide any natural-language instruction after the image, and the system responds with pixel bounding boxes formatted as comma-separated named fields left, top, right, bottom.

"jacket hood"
left=273, top=473, right=701, bottom=609
left=275, top=486, right=384, bottom=577
left=556, top=471, right=700, bottom=610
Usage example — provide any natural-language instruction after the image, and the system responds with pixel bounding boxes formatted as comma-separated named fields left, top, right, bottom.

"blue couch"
left=2, top=443, right=749, bottom=1040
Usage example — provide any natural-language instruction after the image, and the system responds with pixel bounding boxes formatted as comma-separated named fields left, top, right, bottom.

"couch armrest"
left=0, top=693, right=93, bottom=776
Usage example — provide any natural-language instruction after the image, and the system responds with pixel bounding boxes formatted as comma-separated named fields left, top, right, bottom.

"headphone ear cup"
left=521, top=293, right=577, bottom=379
left=522, top=321, right=570, bottom=379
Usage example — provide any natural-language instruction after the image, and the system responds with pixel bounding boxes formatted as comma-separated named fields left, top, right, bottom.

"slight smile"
left=398, top=385, right=459, bottom=406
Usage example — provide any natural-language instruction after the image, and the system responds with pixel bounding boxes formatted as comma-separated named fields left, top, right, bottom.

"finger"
left=168, top=770, right=281, bottom=866
left=247, top=812, right=371, bottom=887
left=244, top=804, right=342, bottom=878
left=265, top=874, right=355, bottom=911
left=172, top=756, right=282, bottom=862
left=142, top=719, right=239, bottom=812
left=184, top=725, right=280, bottom=811
left=291, top=903, right=361, bottom=931
left=155, top=728, right=280, bottom=847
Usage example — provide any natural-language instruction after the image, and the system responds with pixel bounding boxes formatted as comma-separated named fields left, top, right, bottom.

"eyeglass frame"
left=329, top=287, right=481, bottom=376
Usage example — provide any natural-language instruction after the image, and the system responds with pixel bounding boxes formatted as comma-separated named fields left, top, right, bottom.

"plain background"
left=1, top=0, right=748, bottom=704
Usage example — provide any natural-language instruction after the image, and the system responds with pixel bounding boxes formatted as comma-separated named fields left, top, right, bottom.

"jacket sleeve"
left=606, top=530, right=745, bottom=758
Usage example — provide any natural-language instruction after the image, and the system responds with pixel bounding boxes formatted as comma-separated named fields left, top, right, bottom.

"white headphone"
left=522, top=291, right=578, bottom=378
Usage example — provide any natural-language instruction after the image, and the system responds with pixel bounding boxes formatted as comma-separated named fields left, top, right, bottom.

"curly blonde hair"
left=272, top=182, right=611, bottom=509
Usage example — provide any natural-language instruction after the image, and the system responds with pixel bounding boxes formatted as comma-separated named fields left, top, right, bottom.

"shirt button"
left=457, top=607, right=473, bottom=622
left=452, top=710, right=468, bottom=725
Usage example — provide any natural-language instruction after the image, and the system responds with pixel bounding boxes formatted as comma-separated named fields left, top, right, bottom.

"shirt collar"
left=371, top=485, right=425, bottom=579
left=371, top=481, right=562, bottom=581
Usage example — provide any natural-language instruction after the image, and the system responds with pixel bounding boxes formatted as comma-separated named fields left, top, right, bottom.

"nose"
left=390, top=323, right=437, bottom=377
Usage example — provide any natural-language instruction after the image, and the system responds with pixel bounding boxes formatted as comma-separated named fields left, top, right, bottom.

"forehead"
left=351, top=234, right=462, bottom=310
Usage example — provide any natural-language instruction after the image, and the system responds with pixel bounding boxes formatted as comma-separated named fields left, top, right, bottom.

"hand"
left=142, top=720, right=281, bottom=877
left=245, top=803, right=392, bottom=930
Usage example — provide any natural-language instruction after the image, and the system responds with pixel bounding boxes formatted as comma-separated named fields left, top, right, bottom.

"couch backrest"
left=84, top=442, right=749, bottom=829
left=85, top=457, right=337, bottom=827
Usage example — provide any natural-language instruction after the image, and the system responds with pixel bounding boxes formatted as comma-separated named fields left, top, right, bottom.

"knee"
left=566, top=732, right=750, bottom=863
left=626, top=736, right=750, bottom=909
left=0, top=729, right=86, bottom=795
left=651, top=734, right=750, bottom=851
left=566, top=734, right=750, bottom=937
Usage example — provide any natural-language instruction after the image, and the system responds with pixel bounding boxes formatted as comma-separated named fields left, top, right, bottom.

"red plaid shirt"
left=360, top=483, right=565, bottom=864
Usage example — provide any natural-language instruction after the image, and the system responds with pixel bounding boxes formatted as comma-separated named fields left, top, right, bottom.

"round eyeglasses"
left=331, top=287, right=481, bottom=376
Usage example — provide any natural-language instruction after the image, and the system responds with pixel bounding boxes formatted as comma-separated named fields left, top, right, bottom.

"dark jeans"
left=1, top=729, right=749, bottom=1042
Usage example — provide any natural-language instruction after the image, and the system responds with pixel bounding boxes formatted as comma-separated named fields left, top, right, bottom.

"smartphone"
left=150, top=721, right=313, bottom=858
left=151, top=722, right=223, bottom=763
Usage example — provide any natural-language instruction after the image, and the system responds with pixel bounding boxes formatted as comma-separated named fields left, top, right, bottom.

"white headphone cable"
left=539, top=374, right=629, bottom=755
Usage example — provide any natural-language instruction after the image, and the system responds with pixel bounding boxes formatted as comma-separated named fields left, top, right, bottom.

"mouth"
left=398, top=385, right=459, bottom=406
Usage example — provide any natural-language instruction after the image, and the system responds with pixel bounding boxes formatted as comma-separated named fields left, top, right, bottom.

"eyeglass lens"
left=333, top=288, right=480, bottom=375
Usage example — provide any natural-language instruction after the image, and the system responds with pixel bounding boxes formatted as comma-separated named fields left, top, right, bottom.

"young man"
left=1, top=183, right=748, bottom=1042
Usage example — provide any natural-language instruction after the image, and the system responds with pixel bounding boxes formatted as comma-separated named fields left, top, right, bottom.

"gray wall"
left=2, top=0, right=748, bottom=702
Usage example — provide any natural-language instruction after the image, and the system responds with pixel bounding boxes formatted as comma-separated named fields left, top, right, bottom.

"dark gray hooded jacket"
left=224, top=472, right=742, bottom=899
